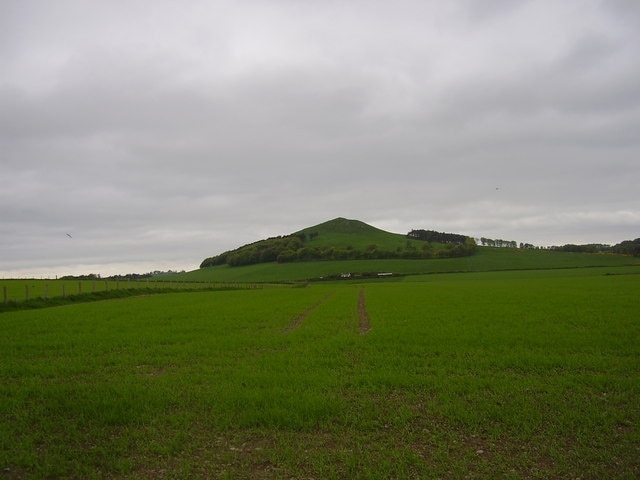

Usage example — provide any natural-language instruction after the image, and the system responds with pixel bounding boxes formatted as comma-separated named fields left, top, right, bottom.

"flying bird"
left=66, top=233, right=72, bottom=238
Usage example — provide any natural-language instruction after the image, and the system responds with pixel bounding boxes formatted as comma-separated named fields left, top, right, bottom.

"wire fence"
left=1, top=279, right=271, bottom=304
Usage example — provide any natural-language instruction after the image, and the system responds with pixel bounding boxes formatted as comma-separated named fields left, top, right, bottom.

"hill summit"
left=292, top=217, right=409, bottom=250
left=300, top=217, right=389, bottom=235
left=200, top=217, right=476, bottom=268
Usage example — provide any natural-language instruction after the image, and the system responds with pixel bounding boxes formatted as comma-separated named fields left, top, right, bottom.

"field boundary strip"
left=282, top=293, right=334, bottom=333
left=358, top=289, right=371, bottom=334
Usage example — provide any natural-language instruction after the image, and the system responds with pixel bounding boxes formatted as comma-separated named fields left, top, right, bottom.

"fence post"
left=78, top=282, right=82, bottom=294
left=25, top=285, right=29, bottom=301
left=44, top=284, right=49, bottom=299
left=62, top=284, right=66, bottom=297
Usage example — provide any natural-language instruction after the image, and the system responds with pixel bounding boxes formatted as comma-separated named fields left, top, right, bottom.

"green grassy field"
left=1, top=268, right=638, bottom=479
left=0, top=279, right=265, bottom=307
left=3, top=249, right=635, bottom=302
left=178, top=247, right=637, bottom=283
left=0, top=279, right=149, bottom=304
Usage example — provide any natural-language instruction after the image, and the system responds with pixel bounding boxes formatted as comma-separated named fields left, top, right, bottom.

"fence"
left=1, top=279, right=269, bottom=304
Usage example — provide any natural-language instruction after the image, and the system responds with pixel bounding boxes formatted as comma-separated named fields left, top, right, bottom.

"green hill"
left=182, top=217, right=638, bottom=282
left=199, top=217, right=475, bottom=268
left=295, top=217, right=414, bottom=250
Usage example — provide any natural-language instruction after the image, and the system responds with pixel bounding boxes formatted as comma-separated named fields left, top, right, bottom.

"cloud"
left=1, top=0, right=639, bottom=276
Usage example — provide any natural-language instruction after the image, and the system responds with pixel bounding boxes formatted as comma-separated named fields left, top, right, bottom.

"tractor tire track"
left=282, top=293, right=334, bottom=333
left=358, top=289, right=371, bottom=334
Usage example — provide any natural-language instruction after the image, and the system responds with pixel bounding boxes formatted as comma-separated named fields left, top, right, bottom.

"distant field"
left=1, top=269, right=638, bottom=478
left=0, top=278, right=241, bottom=305
left=0, top=279, right=137, bottom=303
left=175, top=247, right=637, bottom=283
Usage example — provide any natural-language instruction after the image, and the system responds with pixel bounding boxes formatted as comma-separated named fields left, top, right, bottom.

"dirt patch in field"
left=282, top=293, right=333, bottom=333
left=358, top=289, right=371, bottom=334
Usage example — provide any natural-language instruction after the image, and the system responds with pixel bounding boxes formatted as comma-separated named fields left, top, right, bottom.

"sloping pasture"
left=0, top=270, right=638, bottom=478
left=176, top=248, right=636, bottom=283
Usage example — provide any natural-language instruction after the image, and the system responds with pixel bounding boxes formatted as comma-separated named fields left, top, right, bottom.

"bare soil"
left=358, top=289, right=371, bottom=334
left=282, top=293, right=333, bottom=333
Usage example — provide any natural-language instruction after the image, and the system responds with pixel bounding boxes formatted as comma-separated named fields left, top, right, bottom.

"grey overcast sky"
left=1, top=0, right=639, bottom=277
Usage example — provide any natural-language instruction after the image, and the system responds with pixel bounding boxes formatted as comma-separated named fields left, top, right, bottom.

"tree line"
left=407, top=229, right=468, bottom=244
left=550, top=238, right=640, bottom=256
left=201, top=231, right=477, bottom=268
left=479, top=237, right=518, bottom=248
left=59, top=270, right=186, bottom=281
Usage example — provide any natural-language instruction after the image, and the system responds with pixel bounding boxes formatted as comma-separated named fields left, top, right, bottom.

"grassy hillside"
left=175, top=247, right=638, bottom=283
left=295, top=217, right=418, bottom=251
left=200, top=217, right=475, bottom=268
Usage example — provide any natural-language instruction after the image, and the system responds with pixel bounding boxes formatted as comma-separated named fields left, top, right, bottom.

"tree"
left=612, top=238, right=640, bottom=256
left=277, top=249, right=297, bottom=263
left=259, top=247, right=279, bottom=263
left=408, top=229, right=468, bottom=244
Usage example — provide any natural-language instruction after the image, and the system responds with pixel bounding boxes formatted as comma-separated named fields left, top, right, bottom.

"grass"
left=174, top=246, right=637, bottom=283
left=296, top=217, right=426, bottom=251
left=0, top=279, right=270, bottom=308
left=1, top=268, right=639, bottom=478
